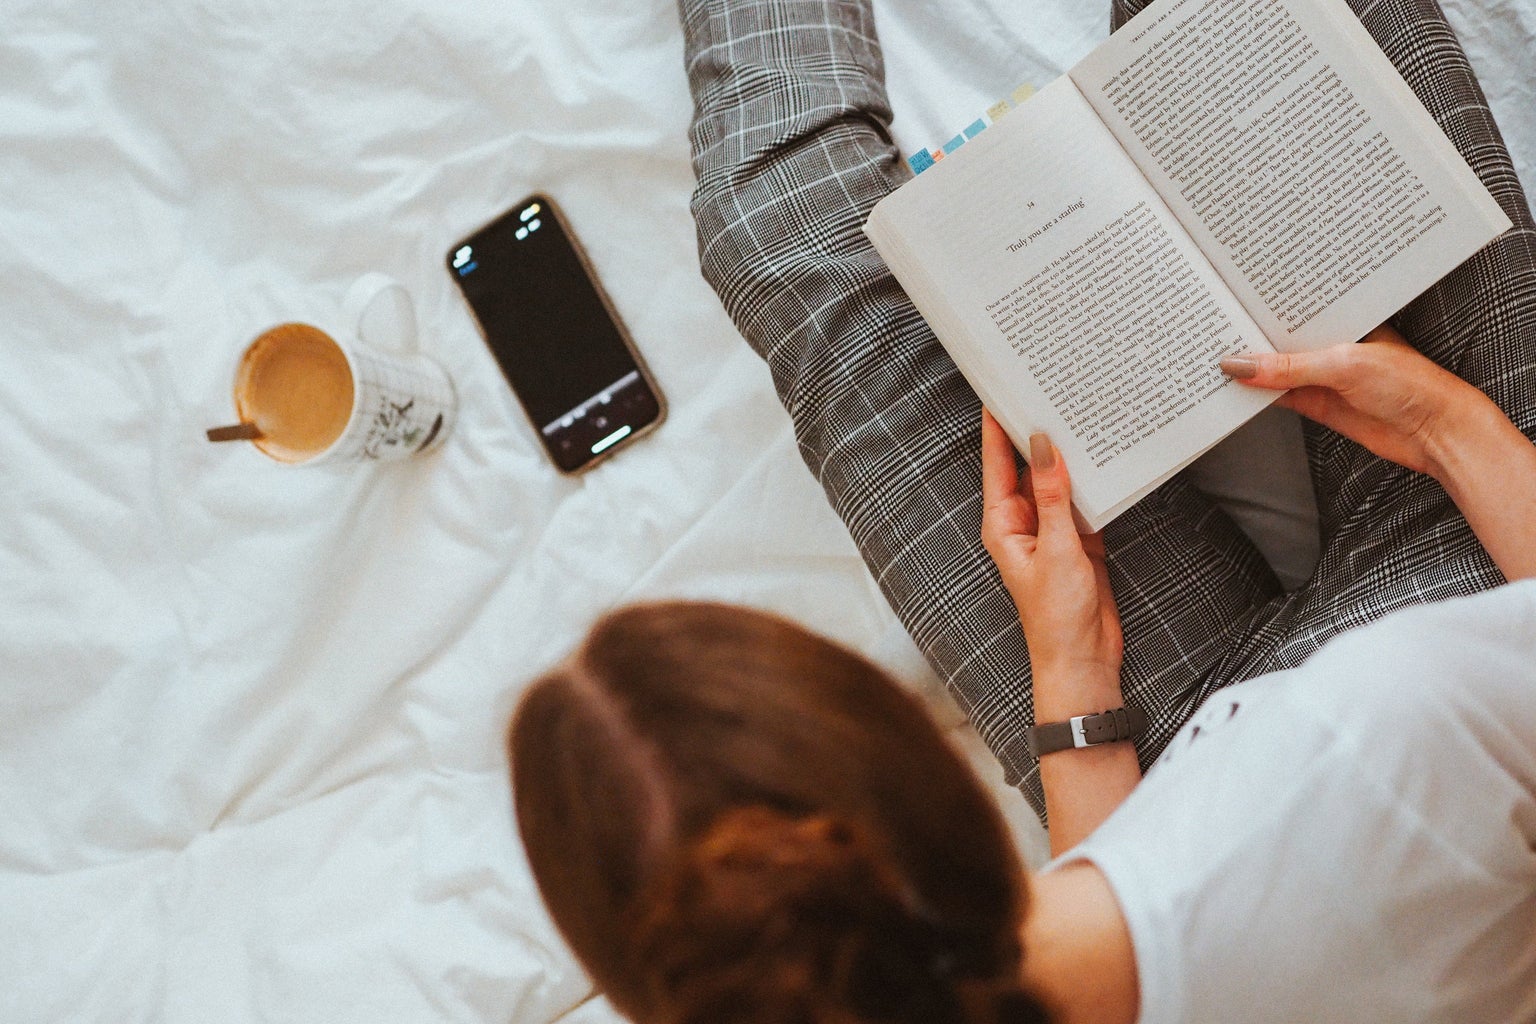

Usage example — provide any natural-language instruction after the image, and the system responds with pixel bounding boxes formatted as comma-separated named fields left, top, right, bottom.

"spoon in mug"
left=206, top=422, right=263, bottom=443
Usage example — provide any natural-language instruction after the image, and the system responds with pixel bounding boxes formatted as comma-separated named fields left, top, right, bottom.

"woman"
left=511, top=523, right=1536, bottom=1024
left=512, top=338, right=1536, bottom=1019
left=511, top=0, right=1536, bottom=1015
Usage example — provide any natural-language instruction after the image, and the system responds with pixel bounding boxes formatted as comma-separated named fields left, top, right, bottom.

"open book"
left=864, top=0, right=1511, bottom=531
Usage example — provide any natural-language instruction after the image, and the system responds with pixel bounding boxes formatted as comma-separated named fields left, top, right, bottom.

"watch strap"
left=1026, top=706, right=1148, bottom=757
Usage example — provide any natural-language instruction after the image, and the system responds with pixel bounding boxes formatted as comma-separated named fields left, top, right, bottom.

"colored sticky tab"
left=902, top=87, right=1039, bottom=181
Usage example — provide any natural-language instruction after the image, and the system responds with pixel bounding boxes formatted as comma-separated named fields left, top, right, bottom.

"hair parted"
left=510, top=601, right=1052, bottom=1024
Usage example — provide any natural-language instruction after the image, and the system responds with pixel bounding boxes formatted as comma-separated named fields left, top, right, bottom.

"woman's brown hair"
left=510, top=601, right=1050, bottom=1024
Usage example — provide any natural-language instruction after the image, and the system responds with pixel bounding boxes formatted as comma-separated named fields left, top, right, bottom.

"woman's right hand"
left=1218, top=324, right=1492, bottom=480
left=979, top=409, right=1123, bottom=703
left=1221, top=324, right=1536, bottom=581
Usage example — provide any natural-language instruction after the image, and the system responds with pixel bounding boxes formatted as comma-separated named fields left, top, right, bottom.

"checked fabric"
left=679, top=0, right=1536, bottom=818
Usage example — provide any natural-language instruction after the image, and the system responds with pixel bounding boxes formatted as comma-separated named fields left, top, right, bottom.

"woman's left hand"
left=980, top=410, right=1124, bottom=712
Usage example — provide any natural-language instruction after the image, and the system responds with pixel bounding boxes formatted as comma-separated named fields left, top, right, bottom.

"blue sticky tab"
left=963, top=118, right=987, bottom=139
left=907, top=149, right=936, bottom=174
left=942, top=134, right=966, bottom=154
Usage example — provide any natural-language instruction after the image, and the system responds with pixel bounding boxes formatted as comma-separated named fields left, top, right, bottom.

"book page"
left=865, top=77, right=1277, bottom=530
left=1072, top=0, right=1511, bottom=351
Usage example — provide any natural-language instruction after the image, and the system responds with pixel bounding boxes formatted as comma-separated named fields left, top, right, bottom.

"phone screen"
left=449, top=195, right=663, bottom=472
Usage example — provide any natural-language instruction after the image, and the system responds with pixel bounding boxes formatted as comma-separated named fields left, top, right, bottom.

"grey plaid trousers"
left=679, top=0, right=1536, bottom=817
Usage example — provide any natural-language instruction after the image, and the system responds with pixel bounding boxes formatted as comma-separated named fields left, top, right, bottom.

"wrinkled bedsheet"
left=1, top=0, right=1529, bottom=1020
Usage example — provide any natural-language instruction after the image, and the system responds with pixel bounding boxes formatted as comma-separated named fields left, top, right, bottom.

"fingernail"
left=1219, top=356, right=1258, bottom=379
left=1029, top=432, right=1056, bottom=471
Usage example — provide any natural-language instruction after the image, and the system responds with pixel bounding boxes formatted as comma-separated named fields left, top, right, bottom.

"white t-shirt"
left=1058, top=580, right=1536, bottom=1024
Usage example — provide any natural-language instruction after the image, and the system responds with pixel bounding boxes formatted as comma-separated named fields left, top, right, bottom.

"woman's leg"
left=680, top=0, right=1283, bottom=818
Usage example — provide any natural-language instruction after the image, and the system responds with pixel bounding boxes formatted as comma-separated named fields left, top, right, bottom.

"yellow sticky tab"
left=986, top=100, right=1011, bottom=121
left=1010, top=83, right=1035, bottom=105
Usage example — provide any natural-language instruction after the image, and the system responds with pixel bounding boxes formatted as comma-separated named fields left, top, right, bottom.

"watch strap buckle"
left=1027, top=705, right=1148, bottom=758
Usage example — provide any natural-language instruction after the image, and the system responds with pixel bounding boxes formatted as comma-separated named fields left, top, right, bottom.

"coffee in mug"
left=234, top=323, right=357, bottom=461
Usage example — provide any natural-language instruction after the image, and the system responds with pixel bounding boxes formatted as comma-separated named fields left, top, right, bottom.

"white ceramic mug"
left=211, top=275, right=457, bottom=463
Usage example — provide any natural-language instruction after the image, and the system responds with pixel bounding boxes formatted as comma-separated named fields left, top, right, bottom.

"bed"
left=3, top=0, right=1531, bottom=1019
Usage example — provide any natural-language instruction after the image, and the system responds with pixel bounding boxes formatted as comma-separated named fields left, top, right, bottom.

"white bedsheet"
left=1, top=0, right=1529, bottom=1020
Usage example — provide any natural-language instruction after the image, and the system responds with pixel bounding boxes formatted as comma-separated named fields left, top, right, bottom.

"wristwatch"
left=1025, top=706, right=1148, bottom=757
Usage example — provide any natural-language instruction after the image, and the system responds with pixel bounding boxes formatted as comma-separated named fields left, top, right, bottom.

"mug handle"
left=343, top=272, right=418, bottom=354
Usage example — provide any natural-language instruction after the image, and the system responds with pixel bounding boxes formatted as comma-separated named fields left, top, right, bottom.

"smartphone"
left=447, top=194, right=665, bottom=473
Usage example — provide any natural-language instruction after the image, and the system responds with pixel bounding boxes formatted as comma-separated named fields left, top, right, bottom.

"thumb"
left=1028, top=433, right=1077, bottom=538
left=1219, top=347, right=1354, bottom=392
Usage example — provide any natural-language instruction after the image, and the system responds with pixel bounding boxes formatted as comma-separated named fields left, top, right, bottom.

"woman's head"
left=510, top=601, right=1050, bottom=1024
